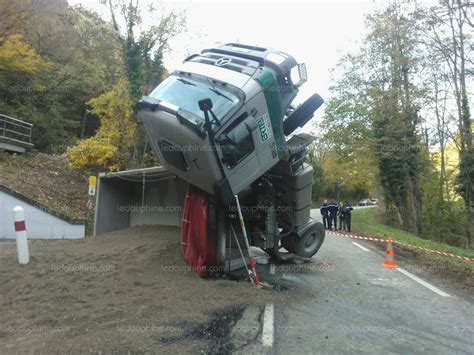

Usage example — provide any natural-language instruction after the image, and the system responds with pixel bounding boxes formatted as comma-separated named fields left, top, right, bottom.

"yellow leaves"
left=0, top=34, right=50, bottom=74
left=67, top=138, right=117, bottom=171
left=88, top=80, right=136, bottom=148
left=431, top=137, right=461, bottom=201
left=321, top=145, right=377, bottom=192
left=67, top=80, right=137, bottom=172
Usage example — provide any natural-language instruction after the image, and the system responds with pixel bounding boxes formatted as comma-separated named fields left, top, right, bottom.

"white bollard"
left=13, top=206, right=29, bottom=265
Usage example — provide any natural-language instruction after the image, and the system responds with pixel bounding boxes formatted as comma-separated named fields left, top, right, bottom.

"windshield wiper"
left=206, top=77, right=233, bottom=102
left=209, top=87, right=233, bottom=102
left=177, top=78, right=196, bottom=86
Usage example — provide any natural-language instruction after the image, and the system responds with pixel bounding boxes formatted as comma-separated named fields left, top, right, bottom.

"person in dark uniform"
left=337, top=201, right=346, bottom=231
left=327, top=201, right=339, bottom=231
left=320, top=199, right=329, bottom=230
left=342, top=201, right=354, bottom=232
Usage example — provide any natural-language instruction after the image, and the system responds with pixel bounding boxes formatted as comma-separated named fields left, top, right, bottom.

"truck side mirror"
left=198, top=98, right=213, bottom=111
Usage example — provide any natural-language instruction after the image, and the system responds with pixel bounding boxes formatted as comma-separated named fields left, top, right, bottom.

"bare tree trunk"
left=432, top=71, right=449, bottom=201
left=80, top=107, right=87, bottom=139
left=455, top=0, right=472, bottom=248
left=430, top=0, right=473, bottom=247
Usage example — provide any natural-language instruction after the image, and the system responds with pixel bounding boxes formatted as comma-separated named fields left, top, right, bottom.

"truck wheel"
left=266, top=235, right=296, bottom=262
left=283, top=93, right=324, bottom=135
left=294, top=223, right=325, bottom=258
left=281, top=235, right=296, bottom=253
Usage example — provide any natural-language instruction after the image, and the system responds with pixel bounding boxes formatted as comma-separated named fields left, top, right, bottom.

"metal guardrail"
left=0, top=114, right=33, bottom=145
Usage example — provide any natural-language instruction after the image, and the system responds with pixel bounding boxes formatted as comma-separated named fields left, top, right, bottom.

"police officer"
left=342, top=201, right=354, bottom=232
left=337, top=201, right=345, bottom=230
left=327, top=200, right=338, bottom=231
left=320, top=199, right=329, bottom=230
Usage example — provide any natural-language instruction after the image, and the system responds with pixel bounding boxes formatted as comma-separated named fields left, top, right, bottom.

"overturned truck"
left=98, top=43, right=326, bottom=277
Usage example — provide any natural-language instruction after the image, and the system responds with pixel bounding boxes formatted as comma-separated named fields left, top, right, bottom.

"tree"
left=322, top=3, right=426, bottom=234
left=0, top=0, right=30, bottom=37
left=421, top=0, right=473, bottom=247
left=101, top=0, right=185, bottom=168
left=0, top=1, right=124, bottom=151
left=102, top=0, right=185, bottom=101
left=0, top=34, right=49, bottom=74
left=67, top=80, right=137, bottom=172
left=421, top=48, right=452, bottom=201
left=322, top=1, right=472, bottom=247
left=364, top=4, right=426, bottom=234
left=320, top=57, right=378, bottom=201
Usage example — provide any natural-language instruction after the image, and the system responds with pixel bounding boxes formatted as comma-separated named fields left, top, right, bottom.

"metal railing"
left=0, top=114, right=33, bottom=145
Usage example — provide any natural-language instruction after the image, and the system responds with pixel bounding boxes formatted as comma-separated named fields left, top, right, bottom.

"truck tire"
left=283, top=93, right=324, bottom=135
left=281, top=235, right=296, bottom=253
left=294, top=222, right=325, bottom=258
left=266, top=232, right=297, bottom=262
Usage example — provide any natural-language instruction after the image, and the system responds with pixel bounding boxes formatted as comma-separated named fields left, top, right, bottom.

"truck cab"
left=139, top=43, right=316, bottom=204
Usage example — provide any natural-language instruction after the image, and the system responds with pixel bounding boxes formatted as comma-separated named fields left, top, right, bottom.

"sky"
left=68, top=0, right=433, bottom=128
left=70, top=0, right=381, bottom=100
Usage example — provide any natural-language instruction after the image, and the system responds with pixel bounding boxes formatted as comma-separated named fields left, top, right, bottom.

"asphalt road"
left=268, top=230, right=474, bottom=354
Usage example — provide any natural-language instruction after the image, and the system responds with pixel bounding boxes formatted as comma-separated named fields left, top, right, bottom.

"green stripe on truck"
left=257, top=68, right=286, bottom=159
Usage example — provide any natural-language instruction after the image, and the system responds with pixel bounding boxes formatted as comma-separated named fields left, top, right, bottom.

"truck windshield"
left=149, top=76, right=240, bottom=121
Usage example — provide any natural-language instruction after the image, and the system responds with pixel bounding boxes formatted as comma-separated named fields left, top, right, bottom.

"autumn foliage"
left=67, top=81, right=136, bottom=172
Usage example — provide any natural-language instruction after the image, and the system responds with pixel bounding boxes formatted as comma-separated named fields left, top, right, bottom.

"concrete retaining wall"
left=0, top=187, right=85, bottom=239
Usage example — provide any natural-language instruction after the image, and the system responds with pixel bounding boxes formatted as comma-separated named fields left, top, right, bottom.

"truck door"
left=215, top=91, right=281, bottom=195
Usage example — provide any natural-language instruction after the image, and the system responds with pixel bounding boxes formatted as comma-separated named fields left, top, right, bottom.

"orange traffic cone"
left=382, top=236, right=398, bottom=268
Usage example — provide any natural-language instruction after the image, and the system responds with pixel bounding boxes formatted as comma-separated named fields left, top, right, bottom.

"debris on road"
left=0, top=226, right=295, bottom=353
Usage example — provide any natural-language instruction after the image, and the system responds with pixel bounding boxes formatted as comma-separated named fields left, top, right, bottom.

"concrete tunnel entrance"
left=93, top=167, right=189, bottom=236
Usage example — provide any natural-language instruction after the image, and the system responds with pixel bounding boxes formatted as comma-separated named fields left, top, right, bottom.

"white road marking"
left=397, top=267, right=450, bottom=297
left=262, top=303, right=274, bottom=347
left=352, top=242, right=369, bottom=252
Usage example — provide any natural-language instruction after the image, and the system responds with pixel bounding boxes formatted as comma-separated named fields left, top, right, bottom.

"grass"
left=352, top=207, right=474, bottom=259
left=0, top=152, right=88, bottom=219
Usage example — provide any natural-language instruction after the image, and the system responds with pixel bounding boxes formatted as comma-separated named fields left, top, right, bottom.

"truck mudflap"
left=181, top=185, right=217, bottom=277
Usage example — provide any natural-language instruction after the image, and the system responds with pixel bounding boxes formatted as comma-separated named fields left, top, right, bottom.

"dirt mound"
left=0, top=225, right=293, bottom=353
left=0, top=152, right=88, bottom=220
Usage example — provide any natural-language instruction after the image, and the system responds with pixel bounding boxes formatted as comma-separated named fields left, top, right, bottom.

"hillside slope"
left=0, top=153, right=88, bottom=220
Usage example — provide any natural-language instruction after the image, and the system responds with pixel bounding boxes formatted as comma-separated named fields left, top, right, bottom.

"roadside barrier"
left=329, top=231, right=474, bottom=262
left=13, top=206, right=29, bottom=264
